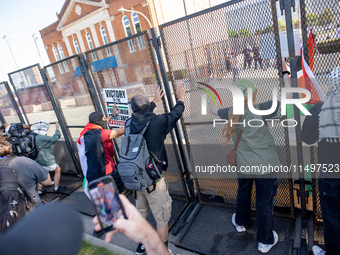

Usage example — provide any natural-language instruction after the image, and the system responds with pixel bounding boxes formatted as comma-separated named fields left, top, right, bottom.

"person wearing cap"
left=32, top=120, right=64, bottom=193
left=301, top=67, right=340, bottom=255
left=77, top=106, right=125, bottom=200
left=208, top=67, right=293, bottom=253
left=127, top=84, right=185, bottom=255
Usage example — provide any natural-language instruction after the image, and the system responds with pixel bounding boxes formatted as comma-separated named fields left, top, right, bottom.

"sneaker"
left=38, top=190, right=42, bottom=195
left=312, top=245, right=326, bottom=255
left=231, top=213, right=246, bottom=232
left=168, top=248, right=180, bottom=255
left=92, top=230, right=104, bottom=238
left=55, top=186, right=67, bottom=193
left=258, top=231, right=278, bottom=253
left=136, top=243, right=146, bottom=254
left=48, top=181, right=54, bottom=186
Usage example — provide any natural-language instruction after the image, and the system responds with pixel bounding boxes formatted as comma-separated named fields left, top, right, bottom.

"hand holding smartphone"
left=88, top=176, right=126, bottom=232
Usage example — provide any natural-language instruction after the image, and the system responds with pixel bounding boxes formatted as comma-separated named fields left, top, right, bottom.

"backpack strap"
left=140, top=116, right=155, bottom=136
left=146, top=181, right=156, bottom=193
left=124, top=118, right=132, bottom=136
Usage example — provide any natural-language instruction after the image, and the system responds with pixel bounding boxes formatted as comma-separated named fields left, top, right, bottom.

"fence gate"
left=0, top=81, right=23, bottom=124
left=160, top=0, right=296, bottom=254
left=82, top=31, right=190, bottom=203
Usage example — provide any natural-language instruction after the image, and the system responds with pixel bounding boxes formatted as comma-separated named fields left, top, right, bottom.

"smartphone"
left=88, top=176, right=126, bottom=232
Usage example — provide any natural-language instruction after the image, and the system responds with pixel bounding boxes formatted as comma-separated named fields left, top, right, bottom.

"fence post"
left=150, top=27, right=197, bottom=202
left=39, top=65, right=83, bottom=176
left=2, top=81, right=26, bottom=124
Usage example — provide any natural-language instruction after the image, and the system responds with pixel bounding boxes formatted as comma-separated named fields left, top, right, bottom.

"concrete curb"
left=83, top=233, right=135, bottom=255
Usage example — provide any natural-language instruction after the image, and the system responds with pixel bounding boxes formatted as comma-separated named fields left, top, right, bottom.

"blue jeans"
left=235, top=173, right=278, bottom=244
left=319, top=178, right=340, bottom=255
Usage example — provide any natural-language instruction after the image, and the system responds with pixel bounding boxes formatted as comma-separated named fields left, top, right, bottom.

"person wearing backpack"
left=31, top=120, right=64, bottom=193
left=0, top=136, right=52, bottom=207
left=125, top=84, right=185, bottom=255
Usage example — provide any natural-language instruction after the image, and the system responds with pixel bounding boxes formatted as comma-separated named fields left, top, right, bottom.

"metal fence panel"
left=84, top=31, right=188, bottom=200
left=160, top=0, right=294, bottom=216
left=0, top=81, right=21, bottom=124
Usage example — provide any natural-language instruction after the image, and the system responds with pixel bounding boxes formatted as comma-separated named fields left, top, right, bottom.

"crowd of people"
left=0, top=61, right=339, bottom=255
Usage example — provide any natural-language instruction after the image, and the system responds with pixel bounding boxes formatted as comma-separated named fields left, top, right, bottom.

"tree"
left=306, top=12, right=318, bottom=26
left=238, top=28, right=252, bottom=37
left=318, top=8, right=334, bottom=27
left=228, top=29, right=238, bottom=38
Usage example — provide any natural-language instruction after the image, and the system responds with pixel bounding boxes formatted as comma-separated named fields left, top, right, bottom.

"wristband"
left=282, top=71, right=290, bottom=76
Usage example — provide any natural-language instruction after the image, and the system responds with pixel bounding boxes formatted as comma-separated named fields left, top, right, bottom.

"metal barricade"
left=84, top=31, right=189, bottom=200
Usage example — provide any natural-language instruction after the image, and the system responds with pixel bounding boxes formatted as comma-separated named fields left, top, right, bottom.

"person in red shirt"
left=77, top=105, right=125, bottom=199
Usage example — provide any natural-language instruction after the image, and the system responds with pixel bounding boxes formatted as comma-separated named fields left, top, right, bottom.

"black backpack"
left=7, top=132, right=39, bottom=160
left=0, top=158, right=35, bottom=233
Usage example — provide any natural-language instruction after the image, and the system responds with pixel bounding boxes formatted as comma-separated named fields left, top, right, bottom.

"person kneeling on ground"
left=0, top=136, right=52, bottom=206
left=31, top=120, right=65, bottom=193
left=93, top=194, right=170, bottom=255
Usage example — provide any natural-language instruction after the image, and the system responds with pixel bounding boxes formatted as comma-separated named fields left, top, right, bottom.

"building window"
left=100, top=25, right=111, bottom=56
left=58, top=45, right=69, bottom=72
left=131, top=12, right=146, bottom=50
left=122, top=16, right=136, bottom=52
left=86, top=32, right=97, bottom=60
left=53, top=46, right=64, bottom=74
left=53, top=47, right=60, bottom=61
left=73, top=38, right=80, bottom=54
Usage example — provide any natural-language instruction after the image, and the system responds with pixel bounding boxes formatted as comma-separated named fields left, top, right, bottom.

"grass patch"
left=78, top=242, right=117, bottom=255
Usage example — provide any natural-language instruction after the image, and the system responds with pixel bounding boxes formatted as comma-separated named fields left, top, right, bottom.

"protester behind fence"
left=77, top=107, right=125, bottom=200
left=93, top=194, right=170, bottom=255
left=0, top=136, right=52, bottom=206
left=128, top=84, right=184, bottom=255
left=335, top=24, right=340, bottom=38
left=243, top=43, right=252, bottom=70
left=0, top=203, right=83, bottom=255
left=31, top=120, right=64, bottom=193
left=301, top=67, right=340, bottom=255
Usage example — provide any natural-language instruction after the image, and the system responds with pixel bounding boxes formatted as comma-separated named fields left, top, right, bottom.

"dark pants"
left=319, top=178, right=340, bottom=255
left=236, top=173, right=278, bottom=244
left=254, top=56, right=262, bottom=69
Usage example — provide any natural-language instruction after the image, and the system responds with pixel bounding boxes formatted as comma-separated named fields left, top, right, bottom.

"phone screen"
left=89, top=177, right=125, bottom=231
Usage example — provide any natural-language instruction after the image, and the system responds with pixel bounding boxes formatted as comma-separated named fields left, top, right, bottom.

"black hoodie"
left=130, top=101, right=185, bottom=173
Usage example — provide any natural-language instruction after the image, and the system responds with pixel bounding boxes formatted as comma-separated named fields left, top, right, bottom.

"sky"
left=0, top=0, right=65, bottom=82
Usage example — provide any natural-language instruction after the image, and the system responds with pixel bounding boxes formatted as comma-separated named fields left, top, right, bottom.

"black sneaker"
left=56, top=187, right=67, bottom=193
left=93, top=230, right=104, bottom=238
left=136, top=243, right=146, bottom=254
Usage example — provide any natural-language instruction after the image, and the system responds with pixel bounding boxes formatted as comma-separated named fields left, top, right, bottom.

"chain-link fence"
left=84, top=31, right=188, bottom=200
left=0, top=81, right=21, bottom=124
left=300, top=0, right=340, bottom=243
left=160, top=0, right=294, bottom=217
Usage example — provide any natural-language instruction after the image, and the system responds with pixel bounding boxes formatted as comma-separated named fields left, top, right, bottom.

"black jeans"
left=319, top=178, right=340, bottom=255
left=235, top=173, right=278, bottom=244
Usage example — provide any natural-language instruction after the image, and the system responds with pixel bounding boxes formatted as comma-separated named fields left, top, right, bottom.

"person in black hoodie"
left=129, top=84, right=185, bottom=255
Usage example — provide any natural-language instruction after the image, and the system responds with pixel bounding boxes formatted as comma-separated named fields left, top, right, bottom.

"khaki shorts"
left=136, top=177, right=172, bottom=227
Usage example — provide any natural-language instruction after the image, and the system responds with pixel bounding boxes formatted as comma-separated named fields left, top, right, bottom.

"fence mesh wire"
left=0, top=82, right=20, bottom=124
left=84, top=31, right=188, bottom=200
left=8, top=65, right=59, bottom=136
left=160, top=0, right=295, bottom=217
left=300, top=0, right=340, bottom=224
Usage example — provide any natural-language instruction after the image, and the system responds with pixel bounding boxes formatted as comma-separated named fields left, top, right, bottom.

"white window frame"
left=122, top=16, right=136, bottom=53
left=73, top=38, right=80, bottom=54
left=53, top=46, right=64, bottom=74
left=86, top=32, right=97, bottom=60
left=58, top=45, right=69, bottom=72
left=100, top=25, right=112, bottom=56
left=131, top=12, right=146, bottom=50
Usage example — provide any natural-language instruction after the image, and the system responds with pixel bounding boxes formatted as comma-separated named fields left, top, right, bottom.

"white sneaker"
left=168, top=248, right=180, bottom=255
left=48, top=181, right=54, bottom=186
left=231, top=213, right=246, bottom=232
left=312, top=245, right=326, bottom=255
left=258, top=231, right=278, bottom=253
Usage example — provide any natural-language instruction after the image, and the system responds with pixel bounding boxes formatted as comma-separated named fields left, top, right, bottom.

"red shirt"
left=101, top=129, right=115, bottom=175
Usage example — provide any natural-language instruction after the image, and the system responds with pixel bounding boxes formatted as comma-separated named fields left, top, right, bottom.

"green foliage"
left=78, top=242, right=116, bottom=255
left=317, top=8, right=334, bottom=27
left=228, top=29, right=238, bottom=38
left=255, top=28, right=263, bottom=35
left=263, top=24, right=274, bottom=33
left=306, top=12, right=318, bottom=25
left=278, top=19, right=286, bottom=31
left=293, top=18, right=299, bottom=29
left=317, top=38, right=340, bottom=54
left=173, top=69, right=187, bottom=80
left=142, top=74, right=156, bottom=85
left=238, top=28, right=252, bottom=37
